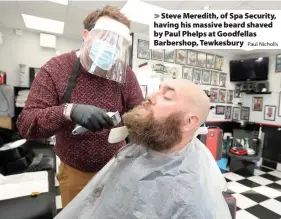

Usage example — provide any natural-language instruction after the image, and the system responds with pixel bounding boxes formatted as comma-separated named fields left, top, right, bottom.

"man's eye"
left=164, top=97, right=171, bottom=100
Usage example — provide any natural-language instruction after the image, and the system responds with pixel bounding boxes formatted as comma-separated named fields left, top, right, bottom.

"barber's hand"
left=70, top=104, right=114, bottom=132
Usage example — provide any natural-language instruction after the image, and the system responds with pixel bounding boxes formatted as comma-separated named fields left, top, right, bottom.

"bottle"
left=229, top=137, right=233, bottom=150
left=240, top=139, right=245, bottom=147
left=244, top=138, right=249, bottom=149
left=222, top=136, right=228, bottom=156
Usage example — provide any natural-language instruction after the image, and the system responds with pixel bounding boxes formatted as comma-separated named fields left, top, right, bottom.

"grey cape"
left=55, top=137, right=231, bottom=219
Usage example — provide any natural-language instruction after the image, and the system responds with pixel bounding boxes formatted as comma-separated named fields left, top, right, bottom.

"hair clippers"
left=72, top=111, right=122, bottom=135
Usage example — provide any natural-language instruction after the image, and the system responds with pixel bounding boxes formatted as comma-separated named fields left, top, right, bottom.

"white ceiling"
left=1, top=1, right=281, bottom=56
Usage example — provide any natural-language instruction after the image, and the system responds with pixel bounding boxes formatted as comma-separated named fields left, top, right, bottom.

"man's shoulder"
left=42, top=51, right=77, bottom=76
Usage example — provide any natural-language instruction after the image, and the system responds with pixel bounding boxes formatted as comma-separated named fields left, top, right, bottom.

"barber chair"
left=200, top=127, right=223, bottom=161
left=200, top=127, right=236, bottom=219
left=223, top=192, right=237, bottom=219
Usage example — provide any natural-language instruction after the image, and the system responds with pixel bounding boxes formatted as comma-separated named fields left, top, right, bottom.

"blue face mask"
left=89, top=40, right=120, bottom=72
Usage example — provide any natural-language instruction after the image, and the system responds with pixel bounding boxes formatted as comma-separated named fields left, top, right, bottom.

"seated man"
left=55, top=80, right=231, bottom=219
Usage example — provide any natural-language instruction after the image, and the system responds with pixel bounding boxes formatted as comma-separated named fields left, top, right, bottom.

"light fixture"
left=242, top=48, right=254, bottom=51
left=258, top=57, right=263, bottom=60
left=22, top=14, right=64, bottom=34
left=204, top=5, right=210, bottom=10
left=48, top=0, right=68, bottom=5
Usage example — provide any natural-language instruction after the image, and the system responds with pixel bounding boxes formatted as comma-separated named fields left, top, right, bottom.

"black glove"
left=70, top=104, right=114, bottom=132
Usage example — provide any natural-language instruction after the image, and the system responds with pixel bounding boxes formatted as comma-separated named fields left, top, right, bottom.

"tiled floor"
left=223, top=166, right=281, bottom=219
left=55, top=166, right=281, bottom=218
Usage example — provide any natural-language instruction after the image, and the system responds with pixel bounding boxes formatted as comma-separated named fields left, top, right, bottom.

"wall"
left=0, top=27, right=81, bottom=86
left=132, top=33, right=239, bottom=122
left=239, top=53, right=281, bottom=126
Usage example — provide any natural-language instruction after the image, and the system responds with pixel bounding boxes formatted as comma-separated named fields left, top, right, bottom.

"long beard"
left=123, top=102, right=184, bottom=152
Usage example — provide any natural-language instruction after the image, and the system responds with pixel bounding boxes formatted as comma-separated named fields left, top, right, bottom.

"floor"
left=223, top=166, right=281, bottom=219
left=54, top=165, right=281, bottom=219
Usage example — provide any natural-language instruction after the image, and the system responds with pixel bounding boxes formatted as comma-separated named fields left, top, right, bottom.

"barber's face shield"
left=80, top=18, right=131, bottom=83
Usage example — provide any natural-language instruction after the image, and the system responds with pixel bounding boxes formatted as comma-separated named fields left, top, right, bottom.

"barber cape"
left=55, top=138, right=232, bottom=219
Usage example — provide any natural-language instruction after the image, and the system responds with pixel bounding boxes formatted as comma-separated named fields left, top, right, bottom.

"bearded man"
left=55, top=79, right=232, bottom=219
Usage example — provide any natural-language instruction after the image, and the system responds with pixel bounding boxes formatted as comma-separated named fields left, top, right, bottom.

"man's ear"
left=182, top=114, right=200, bottom=132
left=82, top=29, right=89, bottom=41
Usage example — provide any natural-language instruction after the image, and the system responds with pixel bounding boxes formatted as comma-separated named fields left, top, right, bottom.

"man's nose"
left=147, top=92, right=157, bottom=105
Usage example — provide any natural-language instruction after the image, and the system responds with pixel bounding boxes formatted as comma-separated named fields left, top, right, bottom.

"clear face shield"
left=79, top=17, right=131, bottom=83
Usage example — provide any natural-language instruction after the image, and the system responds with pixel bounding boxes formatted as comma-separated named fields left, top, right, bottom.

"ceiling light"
left=242, top=48, right=254, bottom=51
left=22, top=14, right=64, bottom=34
left=48, top=0, right=68, bottom=5
left=204, top=5, right=210, bottom=10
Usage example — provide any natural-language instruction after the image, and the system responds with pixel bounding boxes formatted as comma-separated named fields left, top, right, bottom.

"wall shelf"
left=245, top=91, right=272, bottom=95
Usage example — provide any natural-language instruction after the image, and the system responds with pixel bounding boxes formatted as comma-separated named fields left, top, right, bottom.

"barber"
left=17, top=6, right=144, bottom=207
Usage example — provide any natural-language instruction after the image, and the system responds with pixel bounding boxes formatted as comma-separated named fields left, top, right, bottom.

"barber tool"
left=108, top=126, right=129, bottom=144
left=229, top=138, right=248, bottom=156
left=72, top=111, right=122, bottom=135
left=138, top=62, right=148, bottom=68
left=229, top=147, right=248, bottom=156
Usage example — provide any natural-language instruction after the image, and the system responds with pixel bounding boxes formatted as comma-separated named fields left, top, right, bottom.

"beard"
left=123, top=101, right=184, bottom=152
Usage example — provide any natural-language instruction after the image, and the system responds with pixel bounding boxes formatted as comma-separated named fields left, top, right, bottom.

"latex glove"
left=70, top=104, right=114, bottom=132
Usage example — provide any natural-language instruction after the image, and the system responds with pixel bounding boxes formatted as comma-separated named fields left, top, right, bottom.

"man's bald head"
left=161, top=79, right=210, bottom=126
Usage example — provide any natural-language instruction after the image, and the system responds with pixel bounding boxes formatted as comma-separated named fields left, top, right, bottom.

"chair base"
left=229, top=158, right=255, bottom=174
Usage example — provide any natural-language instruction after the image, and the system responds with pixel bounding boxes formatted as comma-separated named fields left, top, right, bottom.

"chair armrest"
left=223, top=192, right=237, bottom=219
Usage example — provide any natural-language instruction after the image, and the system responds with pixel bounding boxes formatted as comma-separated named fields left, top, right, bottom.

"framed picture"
left=215, top=55, right=224, bottom=71
left=276, top=54, right=281, bottom=72
left=193, top=68, right=202, bottom=84
left=137, top=39, right=150, bottom=60
left=219, top=73, right=227, bottom=87
left=232, top=107, right=240, bottom=121
left=234, top=83, right=242, bottom=98
left=211, top=71, right=220, bottom=86
left=196, top=52, right=207, bottom=68
left=166, top=66, right=179, bottom=79
left=164, top=49, right=176, bottom=63
left=210, top=88, right=219, bottom=103
left=216, top=105, right=225, bottom=115
left=225, top=106, right=232, bottom=119
left=218, top=89, right=226, bottom=103
left=182, top=66, right=193, bottom=81
left=279, top=92, right=281, bottom=117
left=206, top=54, right=215, bottom=69
left=227, top=90, right=234, bottom=103
left=175, top=49, right=186, bottom=65
left=241, top=107, right=250, bottom=121
left=264, top=105, right=276, bottom=121
left=140, top=85, right=148, bottom=98
left=186, top=50, right=197, bottom=66
left=252, top=97, right=263, bottom=111
left=151, top=49, right=163, bottom=61
left=201, top=70, right=211, bottom=85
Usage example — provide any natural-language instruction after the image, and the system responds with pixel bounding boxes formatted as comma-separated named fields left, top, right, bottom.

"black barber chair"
left=223, top=192, right=237, bottom=219
left=199, top=127, right=237, bottom=219
left=0, top=136, right=57, bottom=219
